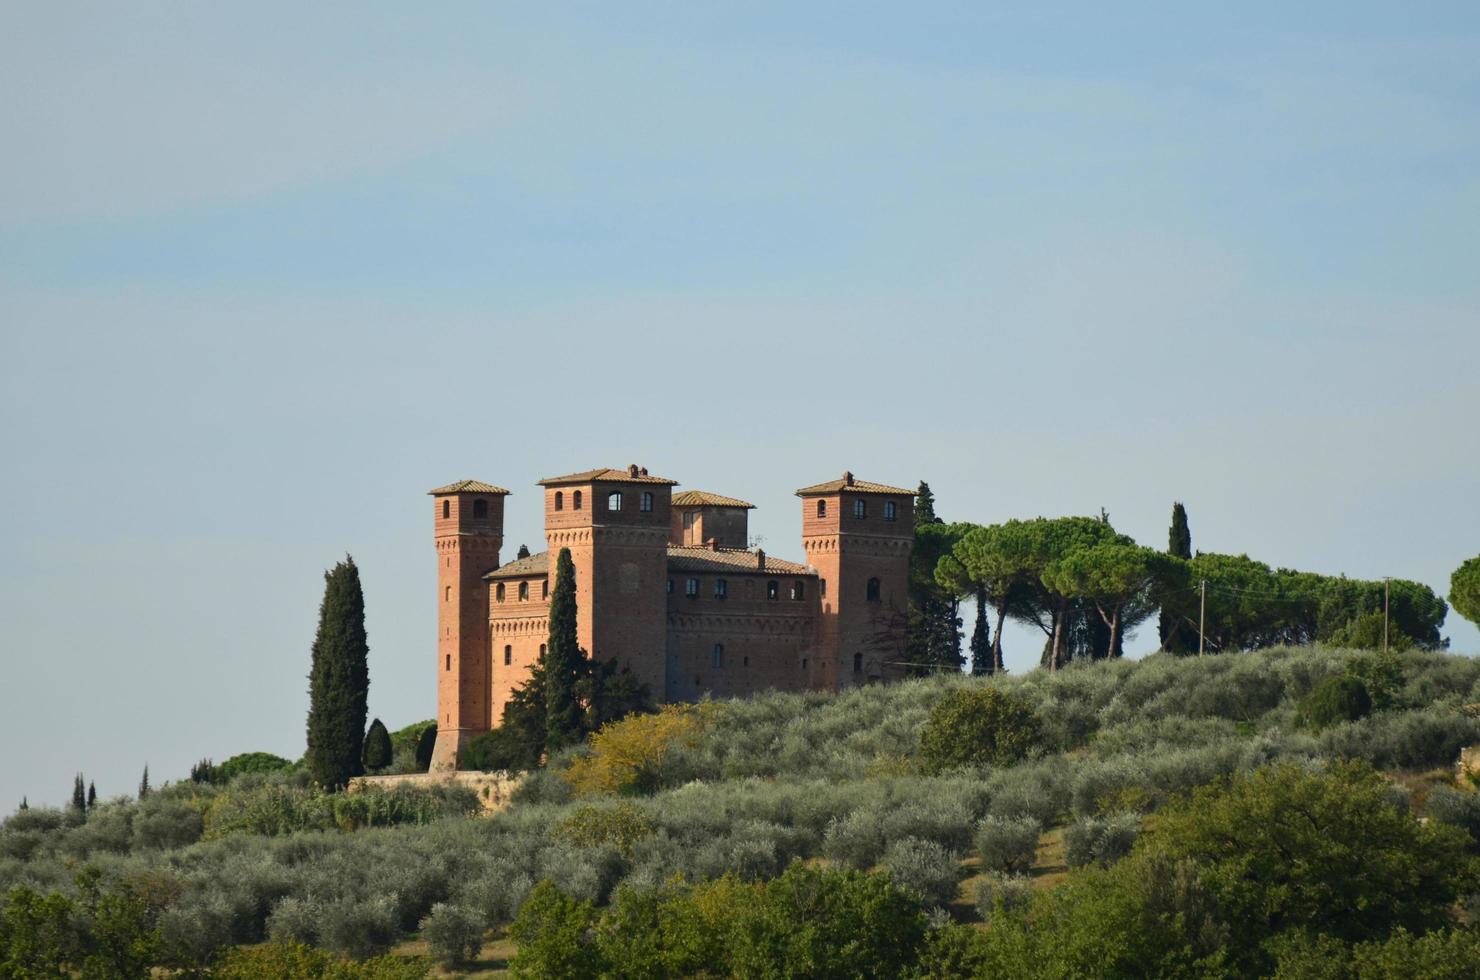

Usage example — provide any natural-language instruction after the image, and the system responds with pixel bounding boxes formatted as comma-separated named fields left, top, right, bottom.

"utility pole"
left=1383, top=576, right=1390, bottom=654
left=1198, top=578, right=1206, bottom=657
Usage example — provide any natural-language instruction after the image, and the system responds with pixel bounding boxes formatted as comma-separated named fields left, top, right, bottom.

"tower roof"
left=538, top=466, right=678, bottom=487
left=795, top=472, right=915, bottom=496
left=666, top=545, right=814, bottom=576
left=484, top=550, right=549, bottom=580
left=671, top=490, right=755, bottom=509
left=428, top=479, right=511, bottom=495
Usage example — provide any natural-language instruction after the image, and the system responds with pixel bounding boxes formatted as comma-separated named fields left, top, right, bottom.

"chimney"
left=639, top=466, right=649, bottom=476
left=843, top=470, right=854, bottom=486
left=708, top=538, right=720, bottom=551
left=628, top=464, right=639, bottom=477
left=756, top=549, right=766, bottom=570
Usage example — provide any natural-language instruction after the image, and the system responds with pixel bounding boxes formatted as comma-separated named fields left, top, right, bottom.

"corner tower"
left=541, top=466, right=675, bottom=698
left=798, top=472, right=915, bottom=689
left=429, top=479, right=508, bottom=771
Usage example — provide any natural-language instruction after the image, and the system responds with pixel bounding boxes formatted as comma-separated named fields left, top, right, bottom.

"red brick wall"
left=431, top=492, right=503, bottom=770
left=664, top=571, right=818, bottom=700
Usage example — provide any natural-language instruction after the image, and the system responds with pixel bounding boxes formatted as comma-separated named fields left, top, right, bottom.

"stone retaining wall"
left=346, top=770, right=523, bottom=815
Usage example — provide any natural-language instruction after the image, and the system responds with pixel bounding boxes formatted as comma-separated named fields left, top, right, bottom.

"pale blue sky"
left=2, top=3, right=1477, bottom=808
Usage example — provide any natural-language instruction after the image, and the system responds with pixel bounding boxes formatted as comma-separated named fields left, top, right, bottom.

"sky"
left=2, top=3, right=1477, bottom=809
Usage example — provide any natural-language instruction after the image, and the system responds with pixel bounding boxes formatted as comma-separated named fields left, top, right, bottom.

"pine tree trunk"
left=1050, top=605, right=1064, bottom=671
left=992, top=603, right=1007, bottom=674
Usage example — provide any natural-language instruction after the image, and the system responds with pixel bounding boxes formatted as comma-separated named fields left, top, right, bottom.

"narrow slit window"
left=866, top=577, right=881, bottom=602
left=542, top=580, right=549, bottom=599
left=767, top=580, right=779, bottom=600
left=853, top=498, right=867, bottom=519
left=884, top=500, right=897, bottom=521
left=790, top=580, right=804, bottom=601
left=442, top=500, right=450, bottom=519
left=853, top=653, right=863, bottom=673
left=555, top=491, right=564, bottom=511
left=712, top=644, right=724, bottom=668
left=640, top=491, right=653, bottom=512
left=445, top=654, right=451, bottom=671
left=685, top=578, right=699, bottom=598
left=714, top=578, right=727, bottom=599
left=503, top=645, right=512, bottom=666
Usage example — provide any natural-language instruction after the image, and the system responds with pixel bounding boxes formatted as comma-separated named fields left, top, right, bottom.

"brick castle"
left=430, top=466, right=916, bottom=770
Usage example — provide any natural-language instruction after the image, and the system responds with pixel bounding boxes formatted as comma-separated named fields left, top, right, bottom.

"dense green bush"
left=882, top=837, right=959, bottom=907
left=974, top=815, right=1040, bottom=874
left=1063, top=811, right=1140, bottom=868
left=215, top=751, right=295, bottom=784
left=418, top=901, right=483, bottom=965
left=212, top=941, right=428, bottom=979
left=918, top=686, right=1042, bottom=773
left=1296, top=675, right=1372, bottom=730
left=1271, top=928, right=1480, bottom=980
left=974, top=872, right=1032, bottom=922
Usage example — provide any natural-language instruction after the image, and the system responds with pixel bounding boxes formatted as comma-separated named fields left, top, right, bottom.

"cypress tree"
left=544, top=548, right=585, bottom=751
left=19, top=797, right=27, bottom=811
left=362, top=718, right=393, bottom=771
left=915, top=481, right=943, bottom=525
left=414, top=724, right=437, bottom=772
left=970, top=584, right=993, bottom=675
left=71, top=773, right=86, bottom=816
left=138, top=766, right=150, bottom=800
left=305, top=555, right=371, bottom=790
left=87, top=782, right=96, bottom=809
left=1158, top=503, right=1193, bottom=652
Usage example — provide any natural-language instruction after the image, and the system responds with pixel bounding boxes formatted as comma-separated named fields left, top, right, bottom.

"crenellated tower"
left=429, top=479, right=508, bottom=771
left=798, top=472, right=915, bottom=689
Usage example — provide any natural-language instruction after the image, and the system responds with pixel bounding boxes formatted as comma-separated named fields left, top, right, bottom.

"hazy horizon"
left=3, top=3, right=1478, bottom=809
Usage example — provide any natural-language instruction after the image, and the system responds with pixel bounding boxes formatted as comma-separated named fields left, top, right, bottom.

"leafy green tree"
left=212, top=752, right=293, bottom=784
left=0, top=885, right=76, bottom=977
left=1044, top=543, right=1183, bottom=658
left=915, top=480, right=942, bottom=525
left=1154, top=762, right=1472, bottom=968
left=1450, top=555, right=1480, bottom=628
left=362, top=718, right=393, bottom=771
left=509, top=881, right=601, bottom=979
left=75, top=868, right=160, bottom=979
left=544, top=548, right=585, bottom=752
left=1294, top=676, right=1371, bottom=730
left=305, top=556, right=370, bottom=790
left=1159, top=502, right=1193, bottom=652
left=919, top=687, right=1041, bottom=772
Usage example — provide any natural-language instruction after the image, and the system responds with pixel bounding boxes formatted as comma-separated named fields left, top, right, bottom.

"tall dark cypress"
left=544, top=547, right=585, bottom=751
left=138, top=766, right=150, bottom=800
left=915, top=481, right=943, bottom=525
left=87, top=782, right=96, bottom=809
left=362, top=718, right=393, bottom=771
left=969, top=584, right=992, bottom=675
left=71, top=773, right=86, bottom=816
left=1158, top=503, right=1193, bottom=652
left=305, top=556, right=371, bottom=790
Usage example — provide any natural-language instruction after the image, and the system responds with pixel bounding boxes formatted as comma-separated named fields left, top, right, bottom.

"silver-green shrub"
left=975, top=815, right=1039, bottom=874
left=420, top=901, right=485, bottom=964
left=1063, top=811, right=1140, bottom=868
left=975, top=872, right=1033, bottom=922
left=883, top=837, right=960, bottom=907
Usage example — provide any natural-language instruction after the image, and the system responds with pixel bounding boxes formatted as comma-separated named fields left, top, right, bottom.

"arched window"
left=819, top=578, right=827, bottom=598
left=790, top=580, right=804, bottom=601
left=853, top=653, right=863, bottom=673
left=539, top=643, right=546, bottom=659
left=884, top=500, right=897, bottom=522
left=767, top=580, right=779, bottom=600
left=503, top=645, right=512, bottom=666
left=685, top=578, right=699, bottom=598
left=817, top=499, right=827, bottom=518
left=555, top=491, right=564, bottom=511
left=495, top=582, right=505, bottom=602
left=608, top=491, right=623, bottom=512
left=473, top=499, right=488, bottom=519
left=442, top=500, right=450, bottom=519
left=640, top=491, right=654, bottom=513
left=444, top=586, right=451, bottom=602
left=542, top=580, right=549, bottom=599
left=853, top=498, right=867, bottom=519
left=866, top=577, right=881, bottom=602
left=519, top=581, right=529, bottom=601
left=714, top=578, right=727, bottom=599
left=712, top=644, right=724, bottom=668
left=573, top=490, right=583, bottom=510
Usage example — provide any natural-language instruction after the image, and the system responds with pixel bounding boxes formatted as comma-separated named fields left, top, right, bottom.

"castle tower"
left=540, top=466, right=675, bottom=698
left=670, top=490, right=754, bottom=548
left=429, top=480, right=508, bottom=771
left=798, top=472, right=915, bottom=689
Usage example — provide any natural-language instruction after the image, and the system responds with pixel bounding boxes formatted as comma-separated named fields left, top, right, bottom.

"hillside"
left=3, top=646, right=1480, bottom=976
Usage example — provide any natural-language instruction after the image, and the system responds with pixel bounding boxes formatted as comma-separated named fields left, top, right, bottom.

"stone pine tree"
left=1158, top=502, right=1193, bottom=652
left=969, top=583, right=993, bottom=675
left=138, top=766, right=150, bottom=800
left=544, top=547, right=585, bottom=752
left=305, top=555, right=371, bottom=790
left=362, top=718, right=393, bottom=771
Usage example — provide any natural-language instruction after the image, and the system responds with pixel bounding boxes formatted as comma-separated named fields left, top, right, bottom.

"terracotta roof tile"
left=428, top=479, right=511, bottom=495
left=538, top=467, right=678, bottom=487
left=483, top=551, right=549, bottom=580
left=794, top=473, right=915, bottom=496
left=671, top=490, right=755, bottom=509
left=666, top=545, right=814, bottom=576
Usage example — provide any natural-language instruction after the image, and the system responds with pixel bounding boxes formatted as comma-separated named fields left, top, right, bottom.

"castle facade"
left=430, top=466, right=916, bottom=770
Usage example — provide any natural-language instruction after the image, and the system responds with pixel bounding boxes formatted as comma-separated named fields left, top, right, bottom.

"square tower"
left=797, top=472, right=915, bottom=689
left=540, top=466, right=676, bottom=698
left=429, top=480, right=508, bottom=771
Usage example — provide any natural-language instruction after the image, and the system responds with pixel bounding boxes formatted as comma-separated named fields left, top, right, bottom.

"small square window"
left=790, top=580, right=804, bottom=601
